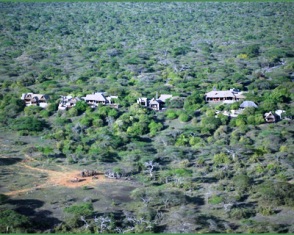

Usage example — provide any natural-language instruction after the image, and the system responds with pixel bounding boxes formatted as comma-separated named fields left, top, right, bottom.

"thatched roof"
left=240, top=101, right=258, bottom=108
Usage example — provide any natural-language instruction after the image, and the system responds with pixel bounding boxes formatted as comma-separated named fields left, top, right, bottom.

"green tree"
left=201, top=116, right=222, bottom=133
left=242, top=44, right=260, bottom=58
left=213, top=153, right=231, bottom=166
left=75, top=101, right=88, bottom=114
left=232, top=174, right=252, bottom=192
left=183, top=92, right=203, bottom=113
left=10, top=116, right=46, bottom=132
left=0, top=209, right=30, bottom=233
left=127, top=122, right=146, bottom=137
left=148, top=121, right=163, bottom=136
left=175, top=134, right=189, bottom=146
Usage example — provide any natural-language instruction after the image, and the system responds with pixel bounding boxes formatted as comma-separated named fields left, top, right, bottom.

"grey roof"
left=205, top=90, right=236, bottom=98
left=240, top=101, right=258, bottom=108
left=85, top=92, right=107, bottom=102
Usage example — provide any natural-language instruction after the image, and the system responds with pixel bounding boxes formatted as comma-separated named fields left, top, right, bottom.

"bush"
left=179, top=113, right=191, bottom=122
left=64, top=202, right=94, bottom=217
left=257, top=206, right=275, bottom=216
left=148, top=121, right=163, bottom=136
left=208, top=195, right=223, bottom=204
left=229, top=208, right=256, bottom=219
left=165, top=110, right=178, bottom=120
left=213, top=153, right=231, bottom=166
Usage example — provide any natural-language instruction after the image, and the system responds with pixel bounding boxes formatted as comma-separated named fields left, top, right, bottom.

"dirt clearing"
left=3, top=156, right=113, bottom=197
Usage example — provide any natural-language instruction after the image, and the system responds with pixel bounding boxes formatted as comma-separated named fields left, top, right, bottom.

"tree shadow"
left=8, top=199, right=45, bottom=216
left=99, top=151, right=121, bottom=163
left=0, top=157, right=22, bottom=166
left=0, top=168, right=14, bottom=178
left=186, top=195, right=205, bottom=206
left=138, top=136, right=152, bottom=143
left=30, top=210, right=62, bottom=230
left=193, top=176, right=219, bottom=183
left=197, top=214, right=238, bottom=232
left=7, top=198, right=62, bottom=231
left=48, top=153, right=66, bottom=159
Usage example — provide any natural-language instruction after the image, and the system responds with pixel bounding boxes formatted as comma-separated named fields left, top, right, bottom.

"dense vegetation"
left=0, top=2, right=294, bottom=233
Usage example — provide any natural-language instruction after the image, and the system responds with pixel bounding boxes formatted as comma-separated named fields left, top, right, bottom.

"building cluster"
left=20, top=88, right=286, bottom=123
left=21, top=92, right=119, bottom=111
left=215, top=100, right=258, bottom=118
left=58, top=96, right=81, bottom=111
left=204, top=88, right=287, bottom=122
left=137, top=94, right=173, bottom=111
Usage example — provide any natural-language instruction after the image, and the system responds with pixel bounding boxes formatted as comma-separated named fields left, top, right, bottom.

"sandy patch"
left=4, top=156, right=113, bottom=197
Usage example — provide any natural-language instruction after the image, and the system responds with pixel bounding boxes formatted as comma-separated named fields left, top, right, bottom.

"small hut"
left=240, top=101, right=258, bottom=109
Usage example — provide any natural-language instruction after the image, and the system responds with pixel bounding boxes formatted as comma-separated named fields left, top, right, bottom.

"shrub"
left=148, top=121, right=163, bottom=136
left=232, top=174, right=252, bottom=192
left=80, top=117, right=93, bottom=127
left=257, top=206, right=275, bottom=216
left=201, top=116, right=222, bottom=133
left=208, top=195, right=223, bottom=204
left=67, top=107, right=78, bottom=117
left=64, top=202, right=94, bottom=217
left=165, top=110, right=178, bottom=120
left=179, top=113, right=190, bottom=122
left=213, top=153, right=231, bottom=166
left=93, top=118, right=104, bottom=127
left=229, top=208, right=256, bottom=219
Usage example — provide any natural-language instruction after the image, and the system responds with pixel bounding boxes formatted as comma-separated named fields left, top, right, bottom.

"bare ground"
left=3, top=155, right=114, bottom=197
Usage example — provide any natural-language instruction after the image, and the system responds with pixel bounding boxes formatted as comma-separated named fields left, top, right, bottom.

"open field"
left=0, top=132, right=139, bottom=230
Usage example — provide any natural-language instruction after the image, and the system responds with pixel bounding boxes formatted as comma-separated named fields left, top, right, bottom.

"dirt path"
left=4, top=156, right=113, bottom=197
